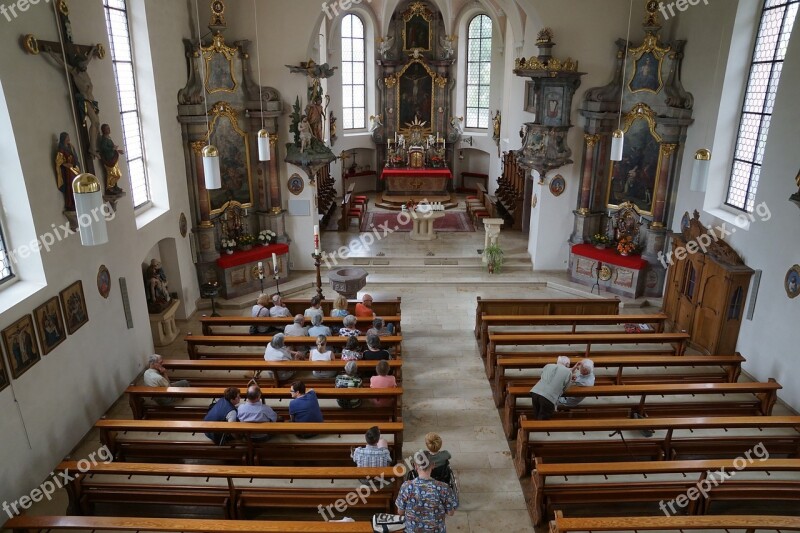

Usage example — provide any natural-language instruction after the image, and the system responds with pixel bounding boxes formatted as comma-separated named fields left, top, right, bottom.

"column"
left=652, top=144, right=678, bottom=227
left=578, top=134, right=599, bottom=214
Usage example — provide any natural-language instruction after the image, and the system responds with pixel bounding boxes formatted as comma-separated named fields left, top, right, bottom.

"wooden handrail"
left=497, top=354, right=744, bottom=367
left=482, top=313, right=666, bottom=323
left=96, top=419, right=404, bottom=433
left=535, top=457, right=800, bottom=476
left=520, top=415, right=800, bottom=432
left=126, top=386, right=403, bottom=398
left=186, top=335, right=403, bottom=345
left=489, top=332, right=688, bottom=343
left=161, top=359, right=403, bottom=370
left=508, top=381, right=781, bottom=397
left=551, top=512, right=800, bottom=531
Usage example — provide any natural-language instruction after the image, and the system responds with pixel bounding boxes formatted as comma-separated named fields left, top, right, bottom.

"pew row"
left=486, top=332, right=691, bottom=379
left=514, top=415, right=800, bottom=477
left=530, top=458, right=800, bottom=525
left=186, top=335, right=403, bottom=360
left=56, top=461, right=399, bottom=520
left=2, top=516, right=376, bottom=533
left=503, top=380, right=782, bottom=438
left=200, top=315, right=402, bottom=336
left=97, top=420, right=404, bottom=465
left=282, top=298, right=401, bottom=317
left=474, top=297, right=620, bottom=338
left=493, top=354, right=746, bottom=407
left=478, top=313, right=668, bottom=357
left=127, top=386, right=403, bottom=421
left=159, top=359, right=403, bottom=388
left=548, top=511, right=800, bottom=532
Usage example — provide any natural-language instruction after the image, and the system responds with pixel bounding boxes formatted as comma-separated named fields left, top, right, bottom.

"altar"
left=380, top=168, right=452, bottom=196
left=211, top=243, right=290, bottom=299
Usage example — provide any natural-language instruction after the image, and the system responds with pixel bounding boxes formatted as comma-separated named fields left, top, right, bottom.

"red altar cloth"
left=380, top=168, right=453, bottom=179
left=571, top=243, right=647, bottom=270
left=216, top=243, right=289, bottom=269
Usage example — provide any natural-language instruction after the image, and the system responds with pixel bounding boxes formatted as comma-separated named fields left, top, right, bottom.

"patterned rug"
left=360, top=211, right=474, bottom=232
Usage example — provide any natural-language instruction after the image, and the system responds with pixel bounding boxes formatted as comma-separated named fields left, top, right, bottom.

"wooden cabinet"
left=662, top=213, right=754, bottom=355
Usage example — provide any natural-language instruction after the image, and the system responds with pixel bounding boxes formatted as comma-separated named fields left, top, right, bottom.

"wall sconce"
left=461, top=136, right=473, bottom=146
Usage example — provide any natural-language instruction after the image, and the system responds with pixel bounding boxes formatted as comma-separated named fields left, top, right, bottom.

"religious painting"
left=403, top=12, right=431, bottom=51
left=33, top=297, right=67, bottom=356
left=549, top=175, right=565, bottom=197
left=542, top=86, right=565, bottom=127
left=786, top=265, right=800, bottom=299
left=179, top=212, right=188, bottom=238
left=205, top=103, right=253, bottom=214
left=202, top=33, right=238, bottom=94
left=628, top=51, right=663, bottom=94
left=60, top=280, right=88, bottom=335
left=1, top=315, right=41, bottom=379
left=97, top=265, right=111, bottom=299
left=397, top=61, right=434, bottom=130
left=606, top=115, right=662, bottom=214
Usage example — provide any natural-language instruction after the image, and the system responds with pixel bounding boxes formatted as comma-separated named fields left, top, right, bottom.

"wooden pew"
left=514, top=415, right=800, bottom=478
left=127, top=386, right=403, bottom=421
left=486, top=332, right=690, bottom=379
left=159, top=359, right=403, bottom=388
left=549, top=511, right=800, bottom=532
left=97, top=420, right=404, bottom=466
left=474, top=297, right=621, bottom=339
left=186, top=335, right=403, bottom=360
left=503, top=380, right=782, bottom=438
left=281, top=298, right=402, bottom=317
left=478, top=313, right=668, bottom=357
left=3, top=516, right=376, bottom=533
left=530, top=458, right=800, bottom=525
left=200, top=315, right=402, bottom=335
left=493, top=354, right=746, bottom=407
left=56, top=461, right=399, bottom=520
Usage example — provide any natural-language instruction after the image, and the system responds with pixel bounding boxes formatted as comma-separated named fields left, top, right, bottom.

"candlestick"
left=257, top=261, right=264, bottom=280
left=272, top=252, right=278, bottom=274
left=313, top=225, right=320, bottom=254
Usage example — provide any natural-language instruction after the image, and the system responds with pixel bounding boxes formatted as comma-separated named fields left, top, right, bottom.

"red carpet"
left=361, top=212, right=474, bottom=232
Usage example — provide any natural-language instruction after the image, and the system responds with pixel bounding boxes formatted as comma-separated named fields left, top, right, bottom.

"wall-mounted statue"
left=99, top=123, right=125, bottom=195
left=55, top=132, right=80, bottom=212
left=145, top=258, right=171, bottom=313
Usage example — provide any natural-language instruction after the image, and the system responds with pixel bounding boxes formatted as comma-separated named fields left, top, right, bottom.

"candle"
left=257, top=261, right=264, bottom=279
left=313, top=225, right=320, bottom=253
left=272, top=253, right=278, bottom=273
left=395, top=132, right=398, bottom=142
left=244, top=208, right=248, bottom=217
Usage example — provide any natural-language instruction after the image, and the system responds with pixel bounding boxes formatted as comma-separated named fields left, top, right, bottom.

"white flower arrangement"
left=258, top=229, right=277, bottom=243
left=221, top=238, right=237, bottom=249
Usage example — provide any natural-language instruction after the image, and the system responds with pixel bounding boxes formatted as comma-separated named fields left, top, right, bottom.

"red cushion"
left=466, top=195, right=478, bottom=200
left=354, top=195, right=368, bottom=200
left=349, top=210, right=362, bottom=216
left=473, top=210, right=489, bottom=216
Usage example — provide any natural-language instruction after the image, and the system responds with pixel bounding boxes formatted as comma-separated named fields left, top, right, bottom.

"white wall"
left=0, top=0, right=196, bottom=505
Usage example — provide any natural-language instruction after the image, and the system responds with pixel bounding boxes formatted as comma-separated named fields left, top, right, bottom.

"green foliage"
left=289, top=96, right=302, bottom=145
left=484, top=243, right=505, bottom=273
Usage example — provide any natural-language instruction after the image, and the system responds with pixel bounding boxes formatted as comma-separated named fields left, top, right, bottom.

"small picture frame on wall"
left=60, top=280, right=89, bottom=334
left=33, top=297, right=67, bottom=355
left=0, top=344, right=10, bottom=392
left=1, top=315, right=42, bottom=379
left=786, top=264, right=800, bottom=299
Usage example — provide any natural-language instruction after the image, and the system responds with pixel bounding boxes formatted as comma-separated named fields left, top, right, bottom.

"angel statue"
left=439, top=34, right=457, bottom=59
left=377, top=35, right=394, bottom=59
left=298, top=118, right=313, bottom=153
left=369, top=114, right=383, bottom=133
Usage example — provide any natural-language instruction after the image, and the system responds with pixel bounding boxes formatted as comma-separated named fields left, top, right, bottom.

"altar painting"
left=403, top=12, right=431, bottom=51
left=206, top=107, right=253, bottom=214
left=398, top=61, right=433, bottom=129
left=606, top=117, right=661, bottom=214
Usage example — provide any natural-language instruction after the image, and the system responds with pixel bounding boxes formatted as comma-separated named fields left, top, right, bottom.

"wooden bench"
left=186, top=335, right=403, bottom=360
left=97, top=420, right=404, bottom=466
left=530, top=458, right=800, bottom=525
left=159, top=359, right=403, bottom=388
left=127, top=386, right=403, bottom=421
left=478, top=313, right=667, bottom=357
left=200, top=315, right=402, bottom=335
left=493, top=354, right=746, bottom=407
left=56, top=461, right=399, bottom=520
left=548, top=511, right=800, bottom=532
left=280, top=298, right=402, bottom=318
left=474, top=297, right=620, bottom=339
left=514, top=415, right=800, bottom=478
left=486, top=332, right=690, bottom=379
left=503, top=380, right=782, bottom=438
left=3, top=515, right=377, bottom=533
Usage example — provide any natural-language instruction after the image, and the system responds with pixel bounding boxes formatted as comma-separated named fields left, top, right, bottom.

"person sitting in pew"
left=370, top=360, right=397, bottom=407
left=424, top=432, right=452, bottom=474
left=339, top=314, right=362, bottom=337
left=250, top=294, right=272, bottom=334
left=529, top=356, right=572, bottom=420
left=284, top=314, right=309, bottom=336
left=204, top=387, right=241, bottom=445
left=354, top=294, right=376, bottom=318
left=341, top=335, right=362, bottom=361
left=289, top=381, right=323, bottom=438
left=351, top=425, right=391, bottom=467
left=362, top=334, right=391, bottom=361
left=330, top=294, right=349, bottom=318
left=335, top=360, right=362, bottom=408
left=311, top=335, right=337, bottom=378
left=304, top=295, right=324, bottom=322
left=366, top=317, right=394, bottom=337
left=143, top=354, right=190, bottom=406
left=558, top=359, right=595, bottom=409
left=269, top=294, right=291, bottom=318
left=237, top=385, right=277, bottom=442
left=264, top=333, right=304, bottom=382
left=308, top=313, right=332, bottom=337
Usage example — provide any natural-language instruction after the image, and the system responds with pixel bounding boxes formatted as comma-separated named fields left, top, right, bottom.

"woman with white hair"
left=339, top=314, right=361, bottom=337
left=335, top=360, right=362, bottom=408
left=528, top=355, right=572, bottom=420
left=307, top=313, right=332, bottom=337
left=264, top=333, right=303, bottom=381
left=559, top=358, right=595, bottom=408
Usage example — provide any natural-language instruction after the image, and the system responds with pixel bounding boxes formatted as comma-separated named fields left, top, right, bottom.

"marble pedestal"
left=409, top=210, right=445, bottom=241
left=482, top=218, right=504, bottom=263
left=149, top=299, right=180, bottom=347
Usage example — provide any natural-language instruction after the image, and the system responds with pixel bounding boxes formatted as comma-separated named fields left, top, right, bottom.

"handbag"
left=371, top=513, right=405, bottom=532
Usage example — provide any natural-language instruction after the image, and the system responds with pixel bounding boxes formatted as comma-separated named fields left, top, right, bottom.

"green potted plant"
left=590, top=233, right=611, bottom=249
left=484, top=243, right=505, bottom=274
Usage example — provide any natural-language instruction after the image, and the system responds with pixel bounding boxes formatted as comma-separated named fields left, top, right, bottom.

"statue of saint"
left=54, top=132, right=81, bottom=212
left=306, top=95, right=325, bottom=142
left=492, top=111, right=501, bottom=141
left=145, top=259, right=171, bottom=312
left=99, top=124, right=124, bottom=194
left=298, top=118, right=313, bottom=153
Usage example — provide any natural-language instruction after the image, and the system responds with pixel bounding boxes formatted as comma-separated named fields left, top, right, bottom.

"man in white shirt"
left=269, top=294, right=292, bottom=317
left=143, top=354, right=190, bottom=405
left=558, top=359, right=595, bottom=408
left=284, top=314, right=309, bottom=336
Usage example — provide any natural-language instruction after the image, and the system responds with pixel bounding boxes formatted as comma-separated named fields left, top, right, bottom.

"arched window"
left=341, top=14, right=366, bottom=130
left=726, top=0, right=797, bottom=212
left=465, top=14, right=492, bottom=129
left=103, top=0, right=150, bottom=208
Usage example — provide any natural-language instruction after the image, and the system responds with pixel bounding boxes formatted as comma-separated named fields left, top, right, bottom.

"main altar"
left=381, top=168, right=452, bottom=196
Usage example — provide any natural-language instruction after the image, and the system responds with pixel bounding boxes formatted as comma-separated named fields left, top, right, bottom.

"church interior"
left=0, top=0, right=799, bottom=530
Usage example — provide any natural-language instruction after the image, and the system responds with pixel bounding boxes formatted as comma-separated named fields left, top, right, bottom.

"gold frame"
left=605, top=103, right=663, bottom=215
left=193, top=102, right=254, bottom=215
left=201, top=32, right=238, bottom=94
left=626, top=33, right=670, bottom=95
left=33, top=296, right=67, bottom=356
left=402, top=2, right=433, bottom=52
left=1, top=315, right=41, bottom=380
left=393, top=59, right=438, bottom=134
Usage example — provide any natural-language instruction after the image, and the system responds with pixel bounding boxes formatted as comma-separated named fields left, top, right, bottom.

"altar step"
left=374, top=192, right=458, bottom=211
left=329, top=253, right=532, bottom=270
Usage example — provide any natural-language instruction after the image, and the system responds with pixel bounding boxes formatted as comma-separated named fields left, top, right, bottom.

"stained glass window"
left=342, top=14, right=366, bottom=130
left=466, top=15, right=492, bottom=128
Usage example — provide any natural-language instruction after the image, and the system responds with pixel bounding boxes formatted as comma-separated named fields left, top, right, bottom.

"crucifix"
left=21, top=0, right=105, bottom=176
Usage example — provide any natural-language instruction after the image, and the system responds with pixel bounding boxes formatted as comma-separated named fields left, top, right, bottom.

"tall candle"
left=313, top=225, right=320, bottom=253
left=257, top=261, right=264, bottom=279
left=272, top=253, right=278, bottom=273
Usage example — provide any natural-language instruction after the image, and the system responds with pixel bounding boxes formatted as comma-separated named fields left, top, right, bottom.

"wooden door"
left=691, top=263, right=728, bottom=354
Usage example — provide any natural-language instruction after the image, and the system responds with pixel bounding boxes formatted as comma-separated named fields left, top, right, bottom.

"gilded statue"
left=54, top=132, right=81, bottom=212
left=99, top=124, right=125, bottom=194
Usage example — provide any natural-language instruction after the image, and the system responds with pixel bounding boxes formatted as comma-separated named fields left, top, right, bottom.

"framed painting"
left=397, top=60, right=434, bottom=130
left=33, top=297, right=67, bottom=355
left=97, top=265, right=111, bottom=299
left=786, top=265, right=800, bottom=299
left=628, top=50, right=663, bottom=93
left=0, top=347, right=8, bottom=392
left=201, top=33, right=238, bottom=94
left=403, top=8, right=431, bottom=51
left=1, top=315, right=41, bottom=379
left=203, top=102, right=254, bottom=214
left=60, top=280, right=89, bottom=334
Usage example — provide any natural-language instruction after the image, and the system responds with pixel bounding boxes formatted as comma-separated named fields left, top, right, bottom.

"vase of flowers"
left=258, top=229, right=277, bottom=245
left=404, top=200, right=418, bottom=212
left=238, top=234, right=256, bottom=251
left=221, top=238, right=236, bottom=254
left=616, top=235, right=637, bottom=256
left=591, top=234, right=611, bottom=249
